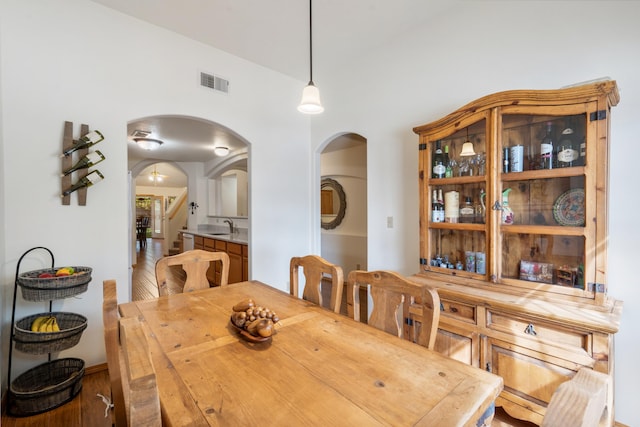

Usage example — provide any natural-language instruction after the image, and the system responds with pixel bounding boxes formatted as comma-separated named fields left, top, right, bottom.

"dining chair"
left=102, top=279, right=161, bottom=426
left=155, top=249, right=230, bottom=296
left=348, top=270, right=440, bottom=350
left=290, top=255, right=344, bottom=313
left=136, top=217, right=150, bottom=249
left=541, top=367, right=609, bottom=427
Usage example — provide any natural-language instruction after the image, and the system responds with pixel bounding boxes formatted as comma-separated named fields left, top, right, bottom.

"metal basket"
left=7, top=358, right=85, bottom=417
left=13, top=312, right=88, bottom=355
left=17, top=267, right=92, bottom=301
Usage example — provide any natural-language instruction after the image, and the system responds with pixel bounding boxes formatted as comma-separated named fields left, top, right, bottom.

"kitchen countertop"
left=180, top=229, right=248, bottom=245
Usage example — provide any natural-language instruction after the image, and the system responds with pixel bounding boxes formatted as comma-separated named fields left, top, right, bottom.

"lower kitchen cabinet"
left=202, top=237, right=248, bottom=286
left=226, top=242, right=244, bottom=284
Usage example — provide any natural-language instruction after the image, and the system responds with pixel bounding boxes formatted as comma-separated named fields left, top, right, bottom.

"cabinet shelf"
left=429, top=222, right=486, bottom=231
left=428, top=175, right=487, bottom=185
left=501, top=167, right=585, bottom=181
left=500, top=224, right=585, bottom=236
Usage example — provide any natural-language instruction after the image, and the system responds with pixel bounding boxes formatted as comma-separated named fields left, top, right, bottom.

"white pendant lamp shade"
left=298, top=0, right=324, bottom=114
left=460, top=142, right=476, bottom=156
left=298, top=82, right=324, bottom=114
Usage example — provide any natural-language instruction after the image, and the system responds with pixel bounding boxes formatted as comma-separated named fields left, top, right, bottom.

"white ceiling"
left=90, top=0, right=454, bottom=82
left=92, top=0, right=454, bottom=188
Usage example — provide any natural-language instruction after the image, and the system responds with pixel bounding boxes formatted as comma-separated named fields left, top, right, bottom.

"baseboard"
left=86, top=362, right=108, bottom=375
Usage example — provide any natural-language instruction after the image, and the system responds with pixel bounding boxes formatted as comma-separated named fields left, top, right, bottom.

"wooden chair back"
left=155, top=249, right=230, bottom=296
left=541, top=367, right=609, bottom=427
left=103, top=280, right=161, bottom=426
left=348, top=270, right=440, bottom=350
left=119, top=316, right=162, bottom=426
left=290, top=255, right=344, bottom=313
left=103, top=279, right=127, bottom=427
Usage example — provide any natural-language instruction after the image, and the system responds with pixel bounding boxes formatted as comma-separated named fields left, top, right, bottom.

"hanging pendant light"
left=460, top=127, right=476, bottom=156
left=298, top=0, right=324, bottom=114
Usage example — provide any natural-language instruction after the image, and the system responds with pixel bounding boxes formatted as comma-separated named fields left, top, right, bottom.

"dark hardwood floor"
left=131, top=237, right=187, bottom=300
left=2, top=237, right=534, bottom=427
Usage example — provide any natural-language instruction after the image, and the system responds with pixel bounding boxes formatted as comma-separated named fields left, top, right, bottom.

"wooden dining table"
left=119, top=280, right=503, bottom=426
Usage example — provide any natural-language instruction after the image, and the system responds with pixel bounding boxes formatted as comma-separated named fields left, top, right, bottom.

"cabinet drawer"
left=215, top=239, right=226, bottom=250
left=440, top=299, right=476, bottom=324
left=485, top=336, right=578, bottom=423
left=435, top=328, right=474, bottom=366
left=203, top=238, right=215, bottom=251
left=194, top=236, right=204, bottom=246
left=486, top=310, right=591, bottom=354
left=227, top=242, right=242, bottom=255
left=242, top=244, right=248, bottom=257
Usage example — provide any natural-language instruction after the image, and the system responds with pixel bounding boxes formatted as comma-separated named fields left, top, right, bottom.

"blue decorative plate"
left=553, top=188, right=585, bottom=226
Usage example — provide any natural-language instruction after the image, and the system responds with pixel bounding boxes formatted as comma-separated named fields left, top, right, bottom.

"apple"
left=38, top=272, right=54, bottom=278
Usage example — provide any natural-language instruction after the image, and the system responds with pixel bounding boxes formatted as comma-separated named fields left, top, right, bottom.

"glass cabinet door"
left=422, top=117, right=489, bottom=279
left=498, top=107, right=593, bottom=295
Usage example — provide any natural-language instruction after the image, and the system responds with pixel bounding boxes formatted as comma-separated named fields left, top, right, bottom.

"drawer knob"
left=524, top=323, right=537, bottom=336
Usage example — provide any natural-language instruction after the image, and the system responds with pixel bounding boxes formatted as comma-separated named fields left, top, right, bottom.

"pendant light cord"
left=308, top=0, right=314, bottom=84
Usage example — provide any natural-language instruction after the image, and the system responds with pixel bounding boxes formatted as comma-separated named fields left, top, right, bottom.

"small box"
left=557, top=266, right=578, bottom=287
left=519, top=260, right=554, bottom=284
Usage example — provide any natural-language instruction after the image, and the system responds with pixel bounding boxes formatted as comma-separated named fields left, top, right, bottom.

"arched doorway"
left=319, top=133, right=367, bottom=277
left=127, top=115, right=250, bottom=261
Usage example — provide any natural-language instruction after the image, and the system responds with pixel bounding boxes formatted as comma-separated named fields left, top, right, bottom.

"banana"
left=30, top=316, right=48, bottom=332
left=51, top=317, right=60, bottom=332
left=39, top=317, right=53, bottom=332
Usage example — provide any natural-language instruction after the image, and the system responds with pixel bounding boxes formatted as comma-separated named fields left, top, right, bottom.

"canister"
left=510, top=145, right=524, bottom=172
left=444, top=191, right=459, bottom=223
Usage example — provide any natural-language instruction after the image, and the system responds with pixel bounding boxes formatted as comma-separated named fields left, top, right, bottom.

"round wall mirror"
left=321, top=178, right=347, bottom=230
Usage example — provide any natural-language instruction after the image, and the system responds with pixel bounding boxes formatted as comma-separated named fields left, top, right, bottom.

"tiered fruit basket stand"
left=6, top=247, right=90, bottom=417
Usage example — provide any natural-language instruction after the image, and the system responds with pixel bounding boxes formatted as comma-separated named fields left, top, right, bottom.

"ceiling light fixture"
left=214, top=146, right=230, bottom=156
left=134, top=137, right=163, bottom=150
left=148, top=166, right=166, bottom=184
left=297, top=0, right=324, bottom=114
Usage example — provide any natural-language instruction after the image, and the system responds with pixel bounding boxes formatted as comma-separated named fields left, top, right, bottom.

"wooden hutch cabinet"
left=412, top=80, right=622, bottom=425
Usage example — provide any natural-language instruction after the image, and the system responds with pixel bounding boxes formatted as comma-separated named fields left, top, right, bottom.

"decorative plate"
left=553, top=188, right=585, bottom=226
left=229, top=317, right=271, bottom=343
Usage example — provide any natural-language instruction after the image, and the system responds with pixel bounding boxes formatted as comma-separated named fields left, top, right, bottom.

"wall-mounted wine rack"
left=61, top=121, right=104, bottom=206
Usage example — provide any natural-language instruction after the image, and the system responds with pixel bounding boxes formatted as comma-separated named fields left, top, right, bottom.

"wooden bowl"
left=229, top=317, right=271, bottom=343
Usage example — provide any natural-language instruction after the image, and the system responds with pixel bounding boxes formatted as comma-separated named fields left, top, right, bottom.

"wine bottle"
left=444, top=145, right=453, bottom=178
left=436, top=189, right=445, bottom=222
left=61, top=170, right=104, bottom=197
left=431, top=189, right=439, bottom=222
left=540, top=122, right=554, bottom=169
left=577, top=135, right=586, bottom=166
left=61, top=150, right=106, bottom=176
left=432, top=141, right=445, bottom=178
left=61, top=130, right=104, bottom=157
left=503, top=147, right=510, bottom=173
left=556, top=128, right=579, bottom=168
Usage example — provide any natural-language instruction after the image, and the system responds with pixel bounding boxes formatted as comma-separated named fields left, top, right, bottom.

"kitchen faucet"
left=223, top=218, right=234, bottom=234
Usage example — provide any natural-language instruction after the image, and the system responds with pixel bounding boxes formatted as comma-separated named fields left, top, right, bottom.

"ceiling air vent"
left=131, top=129, right=151, bottom=138
left=200, top=72, right=229, bottom=94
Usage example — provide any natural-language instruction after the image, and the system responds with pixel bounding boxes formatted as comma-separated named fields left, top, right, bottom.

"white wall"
left=312, top=2, right=640, bottom=424
left=0, top=0, right=311, bottom=392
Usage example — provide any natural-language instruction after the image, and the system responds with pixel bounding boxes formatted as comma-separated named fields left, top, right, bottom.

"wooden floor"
left=2, top=237, right=535, bottom=427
